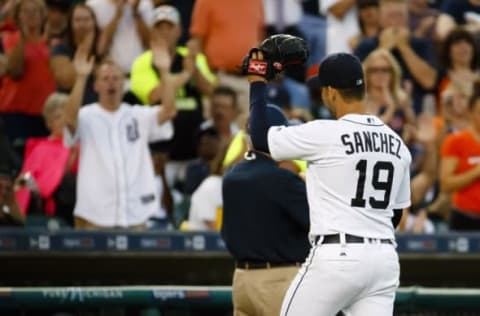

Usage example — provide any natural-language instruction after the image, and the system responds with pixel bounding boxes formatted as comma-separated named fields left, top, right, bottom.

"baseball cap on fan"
left=152, top=5, right=181, bottom=25
left=307, top=53, right=365, bottom=90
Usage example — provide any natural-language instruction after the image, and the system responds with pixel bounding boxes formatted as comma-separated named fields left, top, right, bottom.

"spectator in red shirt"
left=0, top=0, right=56, bottom=145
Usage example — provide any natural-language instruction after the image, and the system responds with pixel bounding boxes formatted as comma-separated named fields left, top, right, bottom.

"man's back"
left=222, top=153, right=309, bottom=264
left=268, top=114, right=411, bottom=239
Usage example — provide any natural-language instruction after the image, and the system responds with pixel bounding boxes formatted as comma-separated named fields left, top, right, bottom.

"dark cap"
left=266, top=104, right=288, bottom=126
left=266, top=83, right=291, bottom=110
left=308, top=53, right=365, bottom=90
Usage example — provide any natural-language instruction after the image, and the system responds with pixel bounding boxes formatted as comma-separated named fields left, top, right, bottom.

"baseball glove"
left=241, top=34, right=309, bottom=80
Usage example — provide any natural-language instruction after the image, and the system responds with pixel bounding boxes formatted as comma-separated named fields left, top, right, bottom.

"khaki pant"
left=74, top=217, right=146, bottom=231
left=233, top=266, right=299, bottom=316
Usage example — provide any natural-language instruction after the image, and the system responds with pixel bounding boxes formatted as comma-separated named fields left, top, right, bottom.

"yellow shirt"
left=130, top=46, right=215, bottom=105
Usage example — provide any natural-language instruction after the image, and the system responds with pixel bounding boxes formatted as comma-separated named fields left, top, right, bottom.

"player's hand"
left=247, top=50, right=267, bottom=83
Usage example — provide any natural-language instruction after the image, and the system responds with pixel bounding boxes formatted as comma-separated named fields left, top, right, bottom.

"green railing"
left=1, top=286, right=480, bottom=312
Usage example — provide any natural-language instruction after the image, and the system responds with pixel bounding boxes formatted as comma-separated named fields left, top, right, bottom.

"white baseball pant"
left=280, top=234, right=400, bottom=316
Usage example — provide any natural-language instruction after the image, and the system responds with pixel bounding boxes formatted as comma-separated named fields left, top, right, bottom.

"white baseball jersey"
left=64, top=103, right=173, bottom=227
left=268, top=114, right=411, bottom=240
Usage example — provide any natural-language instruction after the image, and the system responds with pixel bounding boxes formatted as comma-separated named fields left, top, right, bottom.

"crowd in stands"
left=0, top=0, right=479, bottom=234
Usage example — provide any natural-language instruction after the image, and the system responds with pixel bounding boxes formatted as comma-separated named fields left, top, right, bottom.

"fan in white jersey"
left=247, top=51, right=411, bottom=316
left=64, top=41, right=177, bottom=229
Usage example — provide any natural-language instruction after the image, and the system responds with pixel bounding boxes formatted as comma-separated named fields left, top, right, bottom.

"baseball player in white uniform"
left=246, top=51, right=411, bottom=315
left=64, top=41, right=177, bottom=228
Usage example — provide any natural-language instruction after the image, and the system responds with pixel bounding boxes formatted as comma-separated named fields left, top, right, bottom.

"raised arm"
left=100, top=0, right=123, bottom=54
left=152, top=40, right=177, bottom=124
left=50, top=34, right=95, bottom=91
left=396, top=28, right=437, bottom=90
left=132, top=0, right=150, bottom=50
left=64, top=45, right=95, bottom=134
left=186, top=40, right=214, bottom=96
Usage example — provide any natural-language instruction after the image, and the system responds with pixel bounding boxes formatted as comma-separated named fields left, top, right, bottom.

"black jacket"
left=221, top=152, right=310, bottom=264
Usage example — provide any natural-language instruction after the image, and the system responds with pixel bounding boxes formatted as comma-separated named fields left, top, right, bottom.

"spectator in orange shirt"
left=440, top=81, right=480, bottom=230
left=189, top=0, right=264, bottom=125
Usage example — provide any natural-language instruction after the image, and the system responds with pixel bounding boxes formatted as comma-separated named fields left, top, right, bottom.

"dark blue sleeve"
left=249, top=81, right=271, bottom=153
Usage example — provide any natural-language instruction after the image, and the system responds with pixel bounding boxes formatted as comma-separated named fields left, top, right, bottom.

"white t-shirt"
left=320, top=0, right=359, bottom=54
left=64, top=103, right=173, bottom=227
left=268, top=114, right=411, bottom=240
left=187, top=175, right=223, bottom=231
left=87, top=0, right=153, bottom=74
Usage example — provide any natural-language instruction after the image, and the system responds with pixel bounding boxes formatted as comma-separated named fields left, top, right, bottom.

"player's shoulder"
left=293, top=118, right=339, bottom=130
left=339, top=114, right=384, bottom=127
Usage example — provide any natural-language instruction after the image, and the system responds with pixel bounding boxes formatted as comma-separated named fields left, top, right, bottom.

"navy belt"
left=315, top=234, right=393, bottom=245
left=235, top=261, right=301, bottom=270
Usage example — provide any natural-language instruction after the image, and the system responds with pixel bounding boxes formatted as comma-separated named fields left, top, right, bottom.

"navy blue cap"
left=266, top=83, right=291, bottom=110
left=308, top=53, right=365, bottom=90
left=266, top=104, right=288, bottom=126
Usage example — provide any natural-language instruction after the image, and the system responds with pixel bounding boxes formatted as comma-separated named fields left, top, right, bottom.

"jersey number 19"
left=350, top=160, right=394, bottom=209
